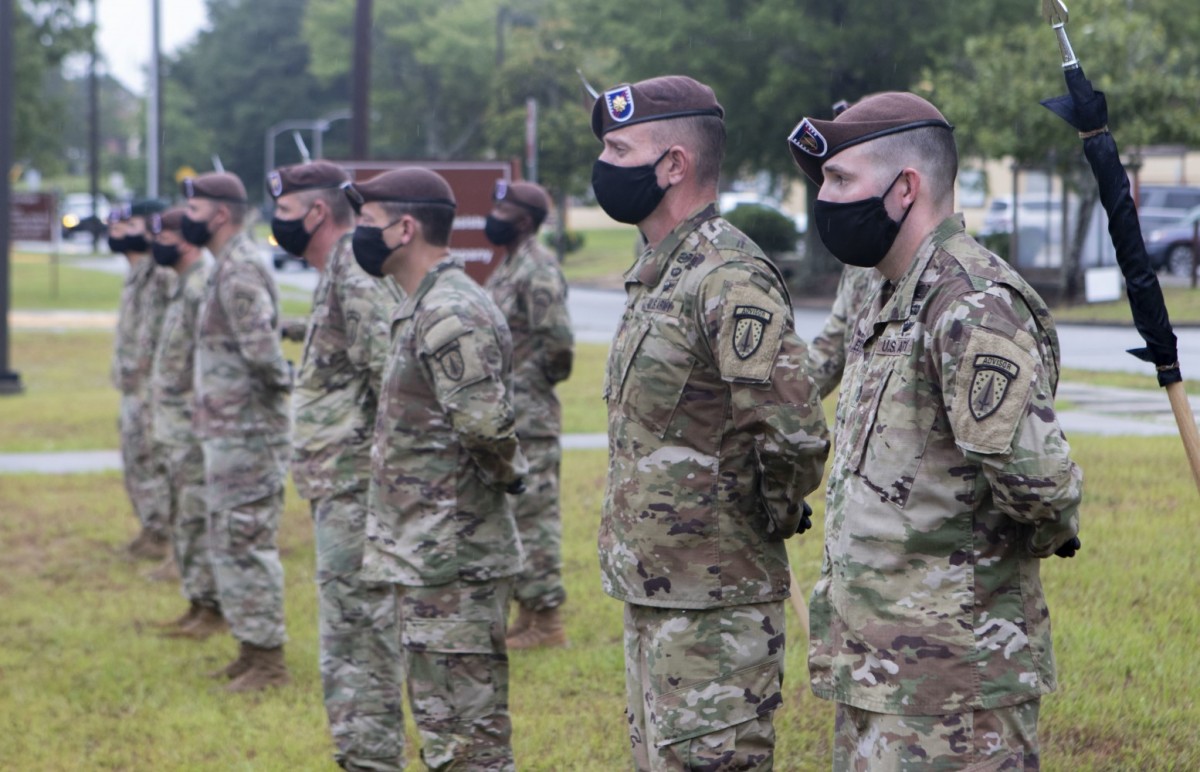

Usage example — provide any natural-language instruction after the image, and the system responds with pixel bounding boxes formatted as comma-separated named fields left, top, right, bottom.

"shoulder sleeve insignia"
left=950, top=328, right=1037, bottom=454
left=435, top=344, right=466, bottom=381
left=733, top=305, right=773, bottom=360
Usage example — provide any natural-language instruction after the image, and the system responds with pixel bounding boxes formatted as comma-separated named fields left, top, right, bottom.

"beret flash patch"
left=605, top=86, right=635, bottom=123
left=268, top=171, right=283, bottom=199
left=789, top=118, right=828, bottom=157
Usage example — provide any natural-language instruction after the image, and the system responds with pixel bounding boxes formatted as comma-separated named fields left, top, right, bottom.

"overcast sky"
left=83, top=0, right=210, bottom=92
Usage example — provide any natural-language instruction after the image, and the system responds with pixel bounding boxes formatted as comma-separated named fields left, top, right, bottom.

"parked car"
left=1137, top=184, right=1200, bottom=222
left=1144, top=205, right=1200, bottom=276
left=60, top=193, right=111, bottom=241
left=979, top=195, right=1063, bottom=237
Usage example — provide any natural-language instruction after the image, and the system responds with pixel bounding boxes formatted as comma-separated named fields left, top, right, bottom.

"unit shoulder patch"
left=951, top=327, right=1037, bottom=454
left=717, top=283, right=786, bottom=383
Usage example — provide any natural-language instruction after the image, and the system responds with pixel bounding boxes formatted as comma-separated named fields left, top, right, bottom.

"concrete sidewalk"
left=1, top=384, right=1194, bottom=474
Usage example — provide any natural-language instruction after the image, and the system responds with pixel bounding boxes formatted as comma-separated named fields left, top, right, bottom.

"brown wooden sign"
left=341, top=160, right=519, bottom=284
left=9, top=192, right=55, bottom=242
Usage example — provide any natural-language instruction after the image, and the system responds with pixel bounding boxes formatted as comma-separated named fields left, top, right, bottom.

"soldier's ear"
left=663, top=145, right=689, bottom=187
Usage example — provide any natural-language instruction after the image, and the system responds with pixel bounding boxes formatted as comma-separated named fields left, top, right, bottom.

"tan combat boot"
left=164, top=605, right=228, bottom=640
left=128, top=530, right=170, bottom=561
left=507, top=606, right=535, bottom=639
left=208, top=641, right=253, bottom=680
left=142, top=554, right=180, bottom=582
left=225, top=644, right=291, bottom=693
left=506, top=607, right=567, bottom=650
left=150, top=601, right=202, bottom=630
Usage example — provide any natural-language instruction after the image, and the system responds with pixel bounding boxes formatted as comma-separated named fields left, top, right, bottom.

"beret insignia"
left=268, top=171, right=283, bottom=199
left=605, top=86, right=635, bottom=123
left=789, top=118, right=827, bottom=158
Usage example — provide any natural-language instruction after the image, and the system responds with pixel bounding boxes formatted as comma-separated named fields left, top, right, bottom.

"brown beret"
left=150, top=207, right=186, bottom=235
left=787, top=92, right=954, bottom=186
left=181, top=171, right=248, bottom=203
left=344, top=167, right=456, bottom=212
left=267, top=160, right=349, bottom=200
left=494, top=180, right=549, bottom=217
left=591, top=75, right=724, bottom=139
left=130, top=199, right=168, bottom=218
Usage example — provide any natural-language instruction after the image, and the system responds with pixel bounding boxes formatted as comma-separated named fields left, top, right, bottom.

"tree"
left=304, top=0, right=504, bottom=160
left=926, top=2, right=1200, bottom=298
left=11, top=0, right=90, bottom=177
left=162, top=0, right=349, bottom=203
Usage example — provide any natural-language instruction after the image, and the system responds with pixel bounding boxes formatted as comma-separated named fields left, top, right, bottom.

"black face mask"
left=107, top=235, right=127, bottom=254
left=124, top=233, right=150, bottom=254
left=484, top=215, right=520, bottom=247
left=351, top=224, right=399, bottom=278
left=152, top=242, right=182, bottom=267
left=813, top=171, right=912, bottom=268
left=591, top=149, right=671, bottom=225
left=271, top=211, right=316, bottom=257
left=181, top=215, right=212, bottom=247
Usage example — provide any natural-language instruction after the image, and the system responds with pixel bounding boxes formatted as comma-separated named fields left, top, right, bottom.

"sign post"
left=0, top=0, right=24, bottom=394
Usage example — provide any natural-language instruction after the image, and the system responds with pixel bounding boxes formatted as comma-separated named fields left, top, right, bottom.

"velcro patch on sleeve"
left=423, top=314, right=486, bottom=394
left=951, top=327, right=1037, bottom=454
left=718, top=283, right=786, bottom=383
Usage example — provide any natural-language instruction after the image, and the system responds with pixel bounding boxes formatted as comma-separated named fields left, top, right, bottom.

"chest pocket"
left=606, top=312, right=695, bottom=439
left=850, top=357, right=936, bottom=510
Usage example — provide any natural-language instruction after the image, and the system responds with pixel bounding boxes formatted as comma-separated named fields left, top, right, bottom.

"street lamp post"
left=0, top=0, right=23, bottom=393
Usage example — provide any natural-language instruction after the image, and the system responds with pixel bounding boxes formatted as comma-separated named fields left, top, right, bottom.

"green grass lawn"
left=1, top=438, right=1197, bottom=768
left=559, top=227, right=641, bottom=285
left=1053, top=284, right=1200, bottom=324
left=11, top=253, right=126, bottom=311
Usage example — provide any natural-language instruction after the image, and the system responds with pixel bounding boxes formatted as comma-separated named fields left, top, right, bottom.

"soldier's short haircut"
left=301, top=188, right=354, bottom=227
left=652, top=114, right=726, bottom=189
left=381, top=201, right=454, bottom=247
left=224, top=201, right=249, bottom=226
left=867, top=126, right=958, bottom=208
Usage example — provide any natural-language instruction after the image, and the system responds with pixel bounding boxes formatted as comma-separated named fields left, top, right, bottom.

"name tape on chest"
left=875, top=336, right=914, bottom=356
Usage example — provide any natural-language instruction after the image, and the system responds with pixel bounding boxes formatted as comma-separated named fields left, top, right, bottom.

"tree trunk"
left=1061, top=185, right=1099, bottom=306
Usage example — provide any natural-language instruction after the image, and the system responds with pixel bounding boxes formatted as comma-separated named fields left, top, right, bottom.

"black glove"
left=796, top=501, right=813, bottom=535
left=1054, top=536, right=1081, bottom=559
left=505, top=477, right=527, bottom=495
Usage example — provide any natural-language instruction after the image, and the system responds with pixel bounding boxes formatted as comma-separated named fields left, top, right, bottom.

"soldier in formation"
left=787, top=91, right=1083, bottom=769
left=271, top=161, right=405, bottom=769
left=184, top=171, right=294, bottom=692
left=591, top=74, right=830, bottom=769
left=110, top=200, right=174, bottom=563
left=146, top=207, right=225, bottom=640
left=481, top=179, right=575, bottom=650
left=350, top=168, right=527, bottom=770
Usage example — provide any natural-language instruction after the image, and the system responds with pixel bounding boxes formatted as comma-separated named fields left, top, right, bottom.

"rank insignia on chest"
left=605, top=86, right=635, bottom=123
left=435, top=345, right=465, bottom=381
left=733, top=305, right=773, bottom=360
left=970, top=354, right=1020, bottom=420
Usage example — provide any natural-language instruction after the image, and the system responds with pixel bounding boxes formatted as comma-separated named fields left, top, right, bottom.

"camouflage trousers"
left=833, top=700, right=1040, bottom=771
left=203, top=437, right=289, bottom=649
left=398, top=577, right=514, bottom=771
left=164, top=442, right=217, bottom=607
left=623, top=601, right=786, bottom=771
left=510, top=438, right=565, bottom=612
left=119, top=393, right=170, bottom=536
left=313, top=491, right=405, bottom=771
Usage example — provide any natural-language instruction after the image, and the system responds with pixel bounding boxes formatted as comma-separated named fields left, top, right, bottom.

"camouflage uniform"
left=362, top=259, right=527, bottom=771
left=113, top=255, right=173, bottom=538
left=811, top=216, right=1083, bottom=769
left=194, top=230, right=292, bottom=649
left=600, top=204, right=829, bottom=770
left=151, top=257, right=217, bottom=609
left=292, top=235, right=404, bottom=771
left=806, top=265, right=880, bottom=399
left=484, top=236, right=573, bottom=612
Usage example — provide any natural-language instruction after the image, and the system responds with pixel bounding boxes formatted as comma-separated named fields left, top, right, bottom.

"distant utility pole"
left=0, top=0, right=23, bottom=393
left=351, top=0, right=372, bottom=159
left=147, top=0, right=162, bottom=198
left=89, top=0, right=100, bottom=249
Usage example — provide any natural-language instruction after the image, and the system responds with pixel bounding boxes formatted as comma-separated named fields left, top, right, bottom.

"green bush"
left=724, top=204, right=798, bottom=257
left=543, top=229, right=586, bottom=255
